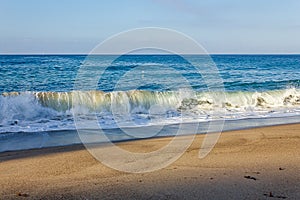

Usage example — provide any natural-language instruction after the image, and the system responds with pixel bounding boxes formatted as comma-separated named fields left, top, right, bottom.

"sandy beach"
left=1, top=123, right=299, bottom=199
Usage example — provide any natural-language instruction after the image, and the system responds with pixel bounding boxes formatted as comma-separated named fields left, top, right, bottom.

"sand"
left=0, top=123, right=300, bottom=199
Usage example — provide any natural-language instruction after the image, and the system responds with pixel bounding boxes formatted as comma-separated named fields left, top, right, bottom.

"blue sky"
left=1, top=0, right=300, bottom=54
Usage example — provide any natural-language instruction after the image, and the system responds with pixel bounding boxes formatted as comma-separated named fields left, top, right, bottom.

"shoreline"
left=1, top=123, right=300, bottom=199
left=1, top=116, right=300, bottom=153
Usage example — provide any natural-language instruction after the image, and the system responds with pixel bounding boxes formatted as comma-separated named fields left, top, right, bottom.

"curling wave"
left=2, top=88, right=300, bottom=111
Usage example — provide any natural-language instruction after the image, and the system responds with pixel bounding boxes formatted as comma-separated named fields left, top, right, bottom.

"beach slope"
left=1, top=124, right=300, bottom=199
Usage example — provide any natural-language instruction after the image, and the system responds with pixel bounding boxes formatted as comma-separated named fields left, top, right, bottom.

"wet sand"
left=1, top=123, right=300, bottom=199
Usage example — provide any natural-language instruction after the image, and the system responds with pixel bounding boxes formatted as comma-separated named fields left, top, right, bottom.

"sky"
left=1, top=0, right=300, bottom=54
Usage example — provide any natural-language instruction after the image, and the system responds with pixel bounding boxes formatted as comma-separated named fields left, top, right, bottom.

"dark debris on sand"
left=244, top=175, right=257, bottom=180
left=263, top=192, right=287, bottom=199
left=17, top=192, right=29, bottom=197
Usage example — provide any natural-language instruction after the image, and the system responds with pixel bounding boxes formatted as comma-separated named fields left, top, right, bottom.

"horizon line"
left=1, top=53, right=300, bottom=56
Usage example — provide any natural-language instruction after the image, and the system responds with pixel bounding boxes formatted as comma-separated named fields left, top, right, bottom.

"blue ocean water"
left=1, top=55, right=299, bottom=92
left=0, top=55, right=300, bottom=151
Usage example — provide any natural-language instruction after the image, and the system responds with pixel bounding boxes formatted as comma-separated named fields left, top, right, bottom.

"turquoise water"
left=0, top=55, right=300, bottom=151
left=1, top=55, right=299, bottom=92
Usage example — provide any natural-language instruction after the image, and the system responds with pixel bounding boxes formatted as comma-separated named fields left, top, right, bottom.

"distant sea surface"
left=1, top=55, right=300, bottom=151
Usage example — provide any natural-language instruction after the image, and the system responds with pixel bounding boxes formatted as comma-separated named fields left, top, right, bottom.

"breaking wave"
left=1, top=88, right=300, bottom=133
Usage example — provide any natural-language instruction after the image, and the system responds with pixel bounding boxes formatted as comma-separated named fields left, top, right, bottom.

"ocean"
left=1, top=54, right=300, bottom=152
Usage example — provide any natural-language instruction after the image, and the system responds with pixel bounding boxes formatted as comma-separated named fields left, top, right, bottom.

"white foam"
left=0, top=88, right=299, bottom=133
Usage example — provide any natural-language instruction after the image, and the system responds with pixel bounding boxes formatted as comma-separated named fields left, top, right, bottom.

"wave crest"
left=2, top=88, right=300, bottom=113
